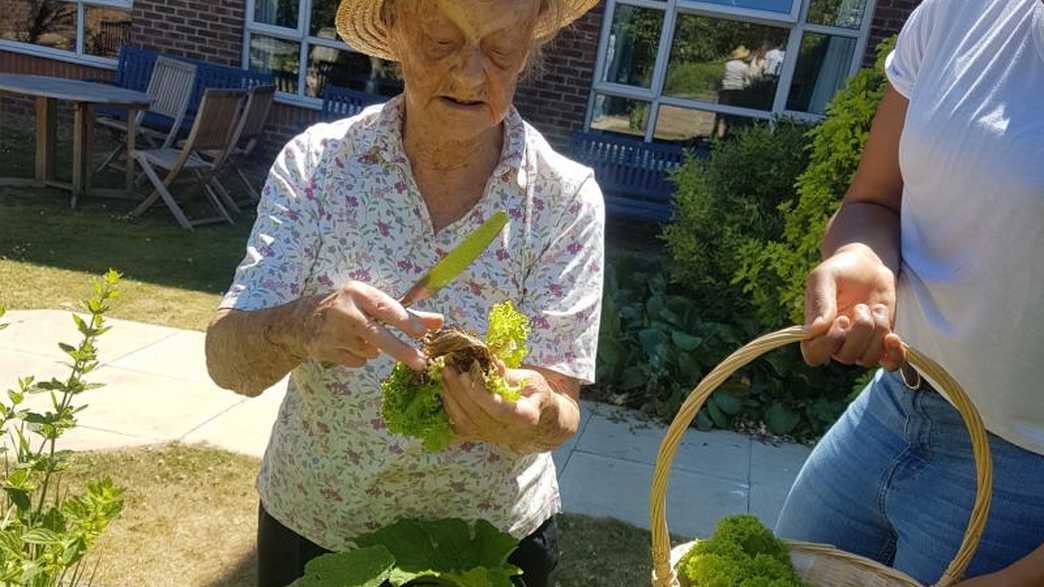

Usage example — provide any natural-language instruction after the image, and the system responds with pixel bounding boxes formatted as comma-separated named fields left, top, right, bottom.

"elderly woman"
left=204, top=0, right=603, bottom=585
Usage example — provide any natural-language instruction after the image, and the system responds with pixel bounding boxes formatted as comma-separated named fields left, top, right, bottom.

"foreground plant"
left=679, top=515, right=805, bottom=587
left=289, top=518, right=522, bottom=587
left=0, top=271, right=126, bottom=586
left=381, top=301, right=530, bottom=451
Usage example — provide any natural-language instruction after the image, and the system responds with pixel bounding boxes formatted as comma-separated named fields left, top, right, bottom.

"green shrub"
left=0, top=271, right=126, bottom=586
left=662, top=120, right=812, bottom=320
left=594, top=258, right=857, bottom=440
left=733, top=37, right=897, bottom=327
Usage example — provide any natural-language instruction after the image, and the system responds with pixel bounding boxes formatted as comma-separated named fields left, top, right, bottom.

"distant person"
left=775, top=0, right=1044, bottom=584
left=764, top=42, right=785, bottom=77
left=717, top=45, right=752, bottom=137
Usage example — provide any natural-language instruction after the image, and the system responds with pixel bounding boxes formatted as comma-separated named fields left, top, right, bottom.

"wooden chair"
left=212, top=85, right=275, bottom=207
left=129, top=89, right=246, bottom=230
left=95, top=56, right=197, bottom=174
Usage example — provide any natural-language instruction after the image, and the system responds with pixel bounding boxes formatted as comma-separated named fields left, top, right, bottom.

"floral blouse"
left=220, top=96, right=605, bottom=548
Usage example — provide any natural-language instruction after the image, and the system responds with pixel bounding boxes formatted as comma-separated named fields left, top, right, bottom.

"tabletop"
left=0, top=74, right=152, bottom=107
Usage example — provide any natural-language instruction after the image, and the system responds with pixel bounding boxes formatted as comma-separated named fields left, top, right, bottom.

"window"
left=244, top=0, right=402, bottom=103
left=0, top=0, right=132, bottom=62
left=589, top=0, right=875, bottom=146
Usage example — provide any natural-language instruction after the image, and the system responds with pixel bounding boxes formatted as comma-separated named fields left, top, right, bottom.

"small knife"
left=397, top=210, right=509, bottom=308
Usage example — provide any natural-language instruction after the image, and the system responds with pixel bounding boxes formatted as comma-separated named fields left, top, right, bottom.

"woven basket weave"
left=650, top=326, right=994, bottom=587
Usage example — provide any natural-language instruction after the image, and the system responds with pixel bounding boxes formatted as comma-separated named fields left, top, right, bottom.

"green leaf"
left=424, top=518, right=476, bottom=570
left=21, top=528, right=61, bottom=545
left=765, top=402, right=801, bottom=435
left=58, top=342, right=76, bottom=355
left=472, top=519, right=519, bottom=569
left=671, top=332, right=703, bottom=352
left=4, top=488, right=30, bottom=512
left=354, top=519, right=436, bottom=573
left=619, top=366, right=647, bottom=391
left=288, top=546, right=396, bottom=587
left=695, top=408, right=714, bottom=431
left=706, top=399, right=728, bottom=429
left=711, top=391, right=743, bottom=416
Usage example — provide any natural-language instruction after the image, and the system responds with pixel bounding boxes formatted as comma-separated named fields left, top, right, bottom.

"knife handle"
left=396, top=284, right=431, bottom=309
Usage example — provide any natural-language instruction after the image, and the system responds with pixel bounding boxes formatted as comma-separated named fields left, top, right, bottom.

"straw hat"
left=335, top=0, right=600, bottom=61
left=728, top=45, right=752, bottom=61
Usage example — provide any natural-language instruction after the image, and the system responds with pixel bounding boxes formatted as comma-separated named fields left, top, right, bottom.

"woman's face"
left=390, top=0, right=543, bottom=141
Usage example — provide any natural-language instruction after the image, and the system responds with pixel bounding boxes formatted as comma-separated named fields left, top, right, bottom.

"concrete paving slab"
left=181, top=380, right=288, bottom=458
left=559, top=451, right=748, bottom=539
left=109, top=330, right=210, bottom=383
left=577, top=403, right=751, bottom=482
left=748, top=440, right=811, bottom=529
left=0, top=310, right=179, bottom=364
left=0, top=350, right=73, bottom=390
left=552, top=401, right=594, bottom=476
left=68, top=366, right=243, bottom=440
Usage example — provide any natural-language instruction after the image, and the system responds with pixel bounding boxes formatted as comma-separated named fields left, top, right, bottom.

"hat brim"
left=335, top=0, right=600, bottom=62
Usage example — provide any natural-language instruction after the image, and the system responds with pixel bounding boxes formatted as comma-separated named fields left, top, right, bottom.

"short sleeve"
left=220, top=130, right=323, bottom=311
left=885, top=0, right=939, bottom=98
left=520, top=175, right=606, bottom=385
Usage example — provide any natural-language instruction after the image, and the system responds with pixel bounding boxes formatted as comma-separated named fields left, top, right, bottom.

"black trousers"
left=257, top=504, right=560, bottom=587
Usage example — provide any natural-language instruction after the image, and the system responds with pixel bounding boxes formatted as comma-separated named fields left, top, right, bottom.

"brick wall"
left=0, top=51, right=114, bottom=125
left=129, top=0, right=245, bottom=66
left=864, top=0, right=921, bottom=66
left=515, top=3, right=604, bottom=149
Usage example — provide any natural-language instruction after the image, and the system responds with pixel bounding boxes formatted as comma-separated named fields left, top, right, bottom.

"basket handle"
left=650, top=326, right=993, bottom=587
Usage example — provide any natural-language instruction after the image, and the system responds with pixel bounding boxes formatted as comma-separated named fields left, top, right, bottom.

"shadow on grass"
left=204, top=549, right=257, bottom=587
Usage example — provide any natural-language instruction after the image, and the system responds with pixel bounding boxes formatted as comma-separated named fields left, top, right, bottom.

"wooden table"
left=0, top=74, right=153, bottom=208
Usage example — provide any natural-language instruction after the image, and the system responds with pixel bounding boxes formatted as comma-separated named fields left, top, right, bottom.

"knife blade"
left=397, top=210, right=509, bottom=308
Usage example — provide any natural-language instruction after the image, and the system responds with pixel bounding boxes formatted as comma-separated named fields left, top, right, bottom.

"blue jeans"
left=776, top=370, right=1044, bottom=583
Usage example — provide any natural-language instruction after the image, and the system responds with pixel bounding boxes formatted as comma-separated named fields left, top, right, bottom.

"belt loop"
left=898, top=363, right=922, bottom=391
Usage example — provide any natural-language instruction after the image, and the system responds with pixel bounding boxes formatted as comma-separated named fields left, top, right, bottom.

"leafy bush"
left=289, top=518, right=521, bottom=587
left=595, top=259, right=855, bottom=440
left=662, top=120, right=812, bottom=319
left=734, top=37, right=897, bottom=326
left=0, top=271, right=126, bottom=586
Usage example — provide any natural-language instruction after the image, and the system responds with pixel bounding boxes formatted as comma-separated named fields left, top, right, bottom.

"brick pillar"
left=514, top=3, right=605, bottom=150
left=130, top=0, right=246, bottom=66
left=863, top=0, right=922, bottom=66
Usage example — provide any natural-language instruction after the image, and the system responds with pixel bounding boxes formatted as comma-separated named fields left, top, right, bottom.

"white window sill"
left=0, top=41, right=118, bottom=71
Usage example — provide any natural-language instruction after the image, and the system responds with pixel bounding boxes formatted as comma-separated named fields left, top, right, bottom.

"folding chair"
left=204, top=84, right=275, bottom=207
left=95, top=56, right=197, bottom=174
left=129, top=89, right=246, bottom=231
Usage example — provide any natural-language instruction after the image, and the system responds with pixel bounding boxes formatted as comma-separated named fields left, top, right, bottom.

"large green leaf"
left=671, top=332, right=703, bottom=352
left=424, top=518, right=475, bottom=571
left=472, top=520, right=519, bottom=569
left=288, top=547, right=396, bottom=587
left=355, top=519, right=436, bottom=572
left=765, top=402, right=801, bottom=435
left=711, top=391, right=743, bottom=416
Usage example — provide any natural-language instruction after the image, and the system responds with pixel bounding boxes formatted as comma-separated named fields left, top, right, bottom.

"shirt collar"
left=369, top=95, right=529, bottom=189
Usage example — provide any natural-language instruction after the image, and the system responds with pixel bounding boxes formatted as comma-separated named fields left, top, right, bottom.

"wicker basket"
left=650, top=326, right=994, bottom=587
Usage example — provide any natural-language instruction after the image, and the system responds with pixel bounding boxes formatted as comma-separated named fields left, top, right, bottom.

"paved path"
left=0, top=310, right=812, bottom=538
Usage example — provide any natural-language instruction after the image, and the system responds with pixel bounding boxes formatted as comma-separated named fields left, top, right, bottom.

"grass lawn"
left=64, top=444, right=656, bottom=587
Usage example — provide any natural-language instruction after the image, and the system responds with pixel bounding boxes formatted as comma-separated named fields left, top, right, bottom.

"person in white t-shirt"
left=775, top=0, right=1044, bottom=585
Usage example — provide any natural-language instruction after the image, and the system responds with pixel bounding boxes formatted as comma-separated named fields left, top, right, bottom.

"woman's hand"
left=440, top=361, right=581, bottom=454
left=802, top=243, right=906, bottom=370
left=283, top=282, right=444, bottom=370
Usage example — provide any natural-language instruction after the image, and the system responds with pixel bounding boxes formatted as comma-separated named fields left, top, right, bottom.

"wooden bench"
left=320, top=84, right=386, bottom=121
left=96, top=46, right=273, bottom=134
left=569, top=131, right=708, bottom=224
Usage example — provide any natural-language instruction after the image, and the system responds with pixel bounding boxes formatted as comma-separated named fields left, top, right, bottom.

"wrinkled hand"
left=287, top=282, right=443, bottom=370
left=802, top=244, right=906, bottom=370
left=441, top=360, right=573, bottom=454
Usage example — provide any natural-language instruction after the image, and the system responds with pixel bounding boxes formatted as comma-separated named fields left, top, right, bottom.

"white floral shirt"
left=220, top=96, right=605, bottom=549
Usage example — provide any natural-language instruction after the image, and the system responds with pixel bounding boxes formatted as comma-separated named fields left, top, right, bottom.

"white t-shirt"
left=887, top=0, right=1044, bottom=454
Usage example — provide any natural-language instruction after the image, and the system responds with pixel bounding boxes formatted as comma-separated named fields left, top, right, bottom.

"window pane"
left=84, top=6, right=132, bottom=58
left=0, top=0, right=76, bottom=51
left=664, top=15, right=788, bottom=112
left=654, top=104, right=757, bottom=144
left=253, top=0, right=298, bottom=29
left=250, top=35, right=301, bottom=94
left=786, top=33, right=856, bottom=114
left=695, top=0, right=793, bottom=14
left=590, top=94, right=649, bottom=139
left=306, top=45, right=402, bottom=98
left=807, top=0, right=868, bottom=29
left=310, top=0, right=340, bottom=39
left=601, top=5, right=663, bottom=89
